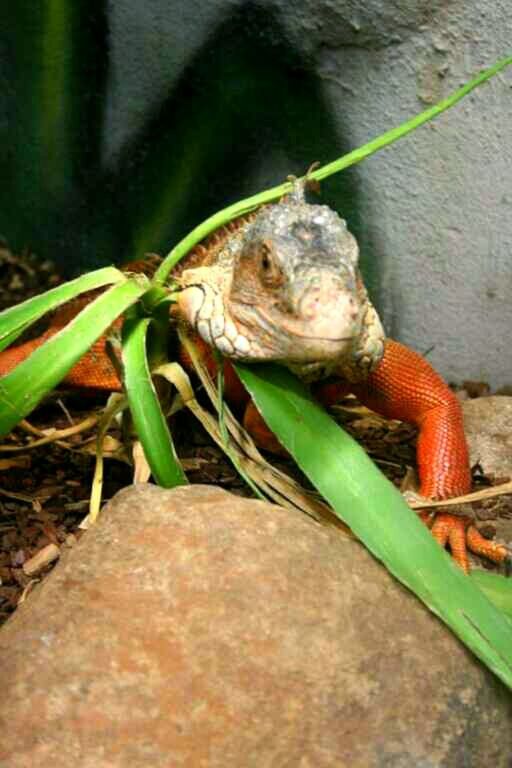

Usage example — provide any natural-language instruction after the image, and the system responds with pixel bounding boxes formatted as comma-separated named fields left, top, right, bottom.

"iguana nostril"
left=300, top=290, right=322, bottom=319
left=349, top=297, right=358, bottom=320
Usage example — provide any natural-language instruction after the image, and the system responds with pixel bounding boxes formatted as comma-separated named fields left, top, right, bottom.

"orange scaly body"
left=0, top=333, right=121, bottom=391
left=0, top=295, right=122, bottom=391
left=316, top=340, right=471, bottom=500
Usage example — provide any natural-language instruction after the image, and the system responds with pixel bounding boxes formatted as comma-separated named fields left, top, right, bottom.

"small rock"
left=475, top=500, right=501, bottom=521
left=22, top=543, right=60, bottom=576
left=462, top=396, right=512, bottom=479
left=0, top=484, right=511, bottom=767
left=462, top=380, right=491, bottom=399
left=10, top=549, right=25, bottom=568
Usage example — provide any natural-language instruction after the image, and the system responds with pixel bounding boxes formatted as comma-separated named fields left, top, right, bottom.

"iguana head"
left=178, top=189, right=381, bottom=370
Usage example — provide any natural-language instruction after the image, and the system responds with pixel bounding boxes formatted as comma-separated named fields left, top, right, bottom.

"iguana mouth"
left=228, top=289, right=363, bottom=362
left=178, top=275, right=363, bottom=363
left=285, top=334, right=356, bottom=342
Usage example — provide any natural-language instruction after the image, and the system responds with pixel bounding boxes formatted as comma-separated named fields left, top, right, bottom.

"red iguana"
left=0, top=183, right=508, bottom=572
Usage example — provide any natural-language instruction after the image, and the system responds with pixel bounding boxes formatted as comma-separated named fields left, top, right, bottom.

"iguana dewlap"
left=0, top=187, right=507, bottom=571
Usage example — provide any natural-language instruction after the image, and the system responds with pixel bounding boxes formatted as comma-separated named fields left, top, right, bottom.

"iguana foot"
left=418, top=510, right=511, bottom=574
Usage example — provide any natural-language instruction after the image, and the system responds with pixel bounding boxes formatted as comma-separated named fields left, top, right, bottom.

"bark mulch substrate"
left=0, top=398, right=133, bottom=625
left=0, top=247, right=510, bottom=628
left=0, top=244, right=62, bottom=312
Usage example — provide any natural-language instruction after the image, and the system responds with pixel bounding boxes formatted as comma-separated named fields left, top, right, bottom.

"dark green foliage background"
left=0, top=3, right=362, bottom=277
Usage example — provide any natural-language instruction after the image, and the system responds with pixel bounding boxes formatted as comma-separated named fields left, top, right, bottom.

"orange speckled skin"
left=0, top=334, right=121, bottom=390
left=419, top=512, right=508, bottom=574
left=315, top=340, right=471, bottom=500
left=0, top=301, right=122, bottom=391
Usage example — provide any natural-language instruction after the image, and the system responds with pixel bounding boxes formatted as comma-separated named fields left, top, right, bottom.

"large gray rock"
left=0, top=484, right=511, bottom=767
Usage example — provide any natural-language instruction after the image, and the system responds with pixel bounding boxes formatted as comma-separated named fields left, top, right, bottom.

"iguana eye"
left=261, top=251, right=271, bottom=271
left=258, top=240, right=283, bottom=287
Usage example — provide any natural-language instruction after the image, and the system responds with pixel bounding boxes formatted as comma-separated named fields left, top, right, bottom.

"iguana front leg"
left=315, top=339, right=509, bottom=572
left=346, top=338, right=470, bottom=500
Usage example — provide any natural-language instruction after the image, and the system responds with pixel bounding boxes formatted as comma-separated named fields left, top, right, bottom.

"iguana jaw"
left=177, top=266, right=365, bottom=364
left=227, top=270, right=365, bottom=363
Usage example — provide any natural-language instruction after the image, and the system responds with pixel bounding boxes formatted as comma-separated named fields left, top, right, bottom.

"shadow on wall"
left=0, top=2, right=365, bottom=281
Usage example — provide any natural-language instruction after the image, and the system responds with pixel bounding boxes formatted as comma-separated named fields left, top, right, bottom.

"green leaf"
left=122, top=317, right=187, bottom=488
left=310, top=55, right=512, bottom=184
left=0, top=276, right=148, bottom=436
left=0, top=266, right=125, bottom=352
left=155, top=55, right=512, bottom=284
left=471, top=572, right=512, bottom=623
left=235, top=362, right=512, bottom=690
left=39, top=0, right=75, bottom=198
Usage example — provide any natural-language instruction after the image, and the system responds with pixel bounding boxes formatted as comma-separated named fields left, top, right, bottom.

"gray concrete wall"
left=1, top=2, right=511, bottom=386
left=315, top=3, right=512, bottom=388
left=103, top=0, right=512, bottom=387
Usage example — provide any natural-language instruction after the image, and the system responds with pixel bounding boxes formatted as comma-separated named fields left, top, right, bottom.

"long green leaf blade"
left=471, top=572, right=512, bottom=623
left=155, top=56, right=512, bottom=284
left=0, top=266, right=125, bottom=352
left=235, top=362, right=512, bottom=689
left=0, top=277, right=148, bottom=436
left=122, top=317, right=187, bottom=488
left=310, top=55, right=512, bottom=183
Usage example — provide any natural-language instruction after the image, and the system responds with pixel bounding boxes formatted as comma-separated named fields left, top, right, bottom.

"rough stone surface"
left=1, top=484, right=511, bottom=768
left=105, top=0, right=450, bottom=156
left=463, top=396, right=512, bottom=478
